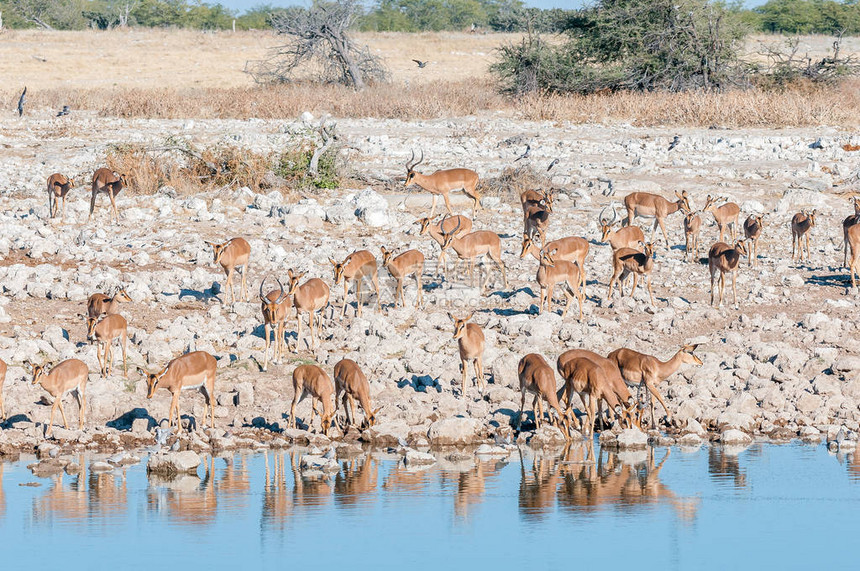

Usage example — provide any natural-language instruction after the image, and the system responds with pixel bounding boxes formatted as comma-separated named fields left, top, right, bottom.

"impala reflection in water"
left=3, top=443, right=860, bottom=568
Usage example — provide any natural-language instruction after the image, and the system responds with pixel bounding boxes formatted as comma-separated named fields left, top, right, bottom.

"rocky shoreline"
left=1, top=112, right=860, bottom=462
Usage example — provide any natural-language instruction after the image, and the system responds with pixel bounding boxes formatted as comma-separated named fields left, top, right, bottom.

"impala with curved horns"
left=141, top=351, right=217, bottom=430
left=622, top=191, right=691, bottom=246
left=599, top=207, right=646, bottom=252
left=405, top=149, right=482, bottom=216
left=259, top=275, right=291, bottom=371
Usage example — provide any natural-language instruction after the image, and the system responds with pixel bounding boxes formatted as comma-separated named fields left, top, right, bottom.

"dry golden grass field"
left=0, top=28, right=858, bottom=126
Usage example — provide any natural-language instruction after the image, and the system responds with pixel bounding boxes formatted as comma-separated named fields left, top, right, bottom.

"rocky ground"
left=1, top=109, right=860, bottom=459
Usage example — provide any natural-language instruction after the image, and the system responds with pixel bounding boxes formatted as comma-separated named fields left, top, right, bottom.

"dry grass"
left=1, top=29, right=859, bottom=127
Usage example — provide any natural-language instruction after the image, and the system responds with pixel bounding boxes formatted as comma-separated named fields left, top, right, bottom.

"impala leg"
left=356, top=278, right=364, bottom=317
left=62, top=196, right=67, bottom=222
left=647, top=275, right=655, bottom=306
left=710, top=268, right=716, bottom=305
left=106, top=340, right=113, bottom=377
left=341, top=282, right=349, bottom=318
left=108, top=190, right=119, bottom=223
left=429, top=195, right=438, bottom=219
left=122, top=333, right=127, bottom=377
left=97, top=341, right=106, bottom=377
left=241, top=264, right=248, bottom=301
left=348, top=395, right=358, bottom=428
left=518, top=390, right=527, bottom=430
left=546, top=284, right=553, bottom=313
left=295, top=314, right=303, bottom=352
left=263, top=323, right=271, bottom=371
left=719, top=272, right=726, bottom=306
left=47, top=399, right=59, bottom=434
left=588, top=392, right=597, bottom=438
left=88, top=189, right=97, bottom=221
left=58, top=397, right=70, bottom=430
left=416, top=273, right=423, bottom=308
left=373, top=271, right=381, bottom=311
left=475, top=355, right=484, bottom=391
left=805, top=233, right=810, bottom=262
left=289, top=395, right=299, bottom=429
left=732, top=270, right=738, bottom=306
left=534, top=395, right=543, bottom=430
left=227, top=268, right=236, bottom=306
left=645, top=379, right=671, bottom=425
left=461, top=358, right=467, bottom=395
left=442, top=192, right=453, bottom=215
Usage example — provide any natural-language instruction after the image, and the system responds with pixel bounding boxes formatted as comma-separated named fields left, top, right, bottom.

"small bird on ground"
left=412, top=59, right=428, bottom=68
left=17, top=87, right=27, bottom=117
left=514, top=144, right=531, bottom=162
left=668, top=135, right=681, bottom=151
left=56, top=105, right=70, bottom=117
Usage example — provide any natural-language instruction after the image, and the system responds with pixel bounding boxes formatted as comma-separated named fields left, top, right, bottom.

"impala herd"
left=4, top=158, right=859, bottom=442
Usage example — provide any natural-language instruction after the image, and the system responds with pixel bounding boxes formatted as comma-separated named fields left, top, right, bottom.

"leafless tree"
left=245, top=0, right=388, bottom=90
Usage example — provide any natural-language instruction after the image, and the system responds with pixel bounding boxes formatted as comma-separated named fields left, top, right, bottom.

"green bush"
left=274, top=145, right=341, bottom=190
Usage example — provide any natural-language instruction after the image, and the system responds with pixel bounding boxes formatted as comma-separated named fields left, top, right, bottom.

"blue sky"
left=219, top=1, right=767, bottom=14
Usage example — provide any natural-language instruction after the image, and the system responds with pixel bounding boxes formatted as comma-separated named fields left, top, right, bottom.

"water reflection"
left=4, top=443, right=788, bottom=532
left=708, top=446, right=748, bottom=488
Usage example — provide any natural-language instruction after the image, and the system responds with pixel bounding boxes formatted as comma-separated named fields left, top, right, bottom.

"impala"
left=683, top=211, right=702, bottom=262
left=287, top=269, right=329, bottom=351
left=450, top=313, right=485, bottom=394
left=845, top=223, right=860, bottom=290
left=556, top=355, right=632, bottom=437
left=331, top=250, right=380, bottom=318
left=743, top=215, right=764, bottom=267
left=205, top=237, right=251, bottom=305
left=523, top=202, right=551, bottom=245
left=29, top=359, right=89, bottom=435
left=599, top=207, right=646, bottom=251
left=416, top=215, right=472, bottom=277
left=843, top=197, right=860, bottom=267
left=259, top=275, right=290, bottom=372
left=89, top=168, right=128, bottom=223
left=440, top=217, right=508, bottom=294
left=607, top=242, right=656, bottom=306
left=704, top=196, right=741, bottom=241
left=87, top=287, right=132, bottom=319
left=622, top=190, right=691, bottom=246
left=520, top=234, right=589, bottom=295
left=0, top=358, right=6, bottom=421
left=607, top=344, right=702, bottom=429
left=535, top=250, right=584, bottom=319
left=521, top=188, right=553, bottom=211
left=290, top=364, right=335, bottom=434
left=518, top=353, right=569, bottom=432
left=86, top=314, right=128, bottom=378
left=47, top=173, right=74, bottom=220
left=790, top=210, right=816, bottom=262
left=141, top=350, right=217, bottom=430
left=708, top=240, right=747, bottom=307
left=556, top=349, right=638, bottom=431
left=333, top=358, right=381, bottom=430
left=381, top=246, right=424, bottom=308
left=404, top=149, right=481, bottom=216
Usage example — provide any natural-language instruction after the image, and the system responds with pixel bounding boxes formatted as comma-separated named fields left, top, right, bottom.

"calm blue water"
left=1, top=442, right=858, bottom=570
